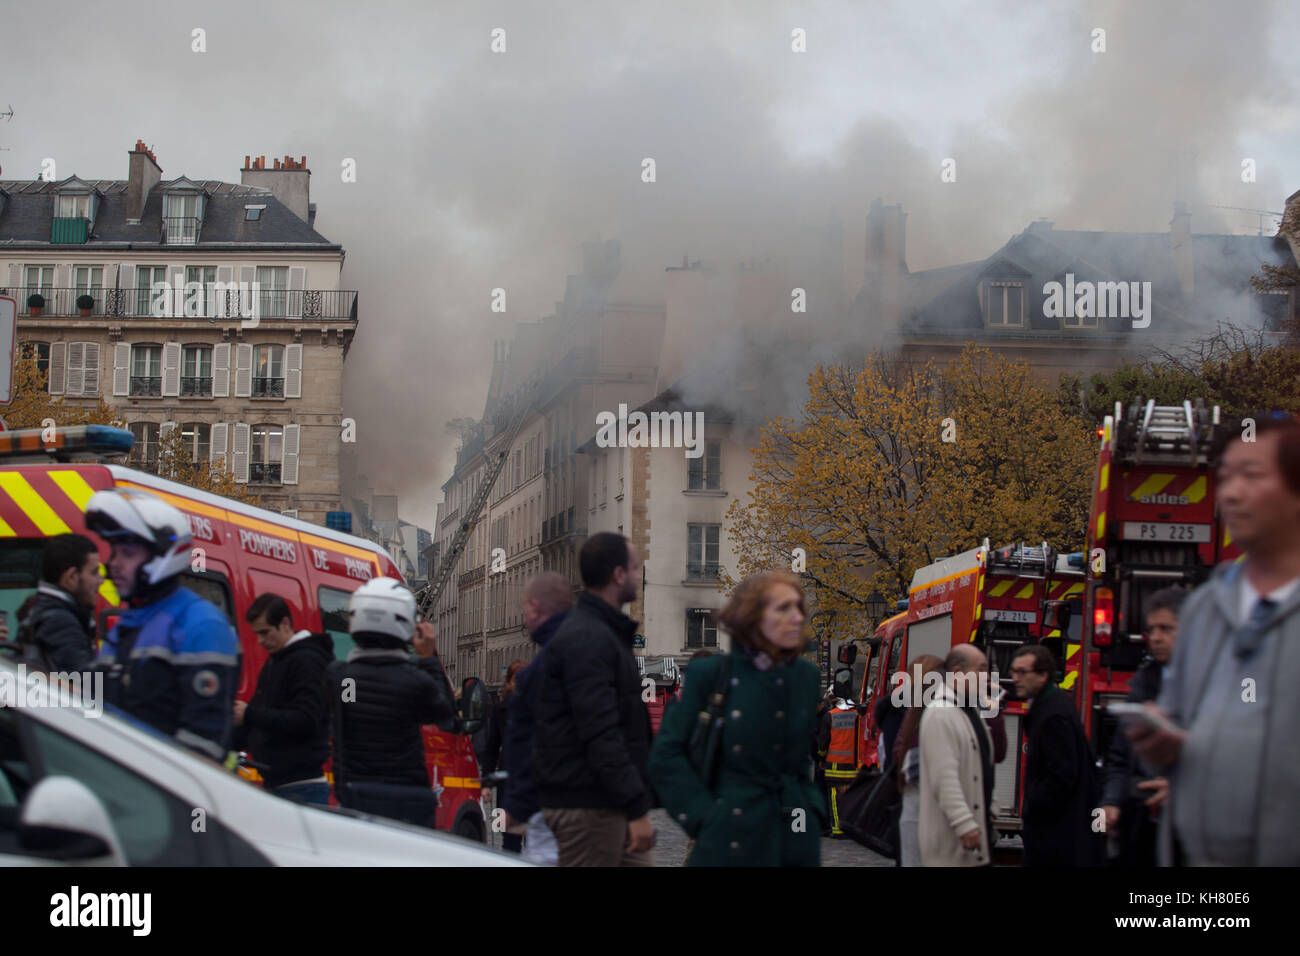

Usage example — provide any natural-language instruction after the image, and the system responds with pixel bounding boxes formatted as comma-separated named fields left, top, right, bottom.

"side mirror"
left=459, top=677, right=487, bottom=736
left=1042, top=600, right=1072, bottom=633
left=837, top=644, right=858, bottom=667
left=20, top=776, right=126, bottom=865
left=832, top=667, right=854, bottom=701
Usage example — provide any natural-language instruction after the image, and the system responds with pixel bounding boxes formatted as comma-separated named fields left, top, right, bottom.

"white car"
left=0, top=660, right=526, bottom=866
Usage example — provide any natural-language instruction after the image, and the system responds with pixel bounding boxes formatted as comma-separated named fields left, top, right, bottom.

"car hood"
left=295, top=806, right=530, bottom=866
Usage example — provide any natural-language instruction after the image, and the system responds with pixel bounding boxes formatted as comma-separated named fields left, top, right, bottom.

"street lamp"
left=865, top=592, right=888, bottom=631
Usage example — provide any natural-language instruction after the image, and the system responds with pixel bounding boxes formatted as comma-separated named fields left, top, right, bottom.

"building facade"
left=0, top=143, right=357, bottom=523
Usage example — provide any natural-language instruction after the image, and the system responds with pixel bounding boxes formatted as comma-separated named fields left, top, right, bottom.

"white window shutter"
left=118, top=263, right=134, bottom=291
left=287, top=266, right=306, bottom=319
left=7, top=264, right=21, bottom=290
left=54, top=263, right=70, bottom=295
left=234, top=343, right=253, bottom=397
left=282, top=424, right=300, bottom=484
left=81, top=342, right=100, bottom=395
left=160, top=420, right=177, bottom=439
left=232, top=423, right=250, bottom=482
left=66, top=343, right=85, bottom=396
left=210, top=423, right=229, bottom=469
left=161, top=341, right=181, bottom=396
left=102, top=263, right=117, bottom=290
left=48, top=342, right=66, bottom=395
left=284, top=343, right=303, bottom=398
left=112, top=342, right=131, bottom=396
left=212, top=342, right=231, bottom=397
left=216, top=265, right=234, bottom=317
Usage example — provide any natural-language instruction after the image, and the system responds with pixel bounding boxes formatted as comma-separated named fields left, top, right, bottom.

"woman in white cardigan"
left=917, top=646, right=996, bottom=867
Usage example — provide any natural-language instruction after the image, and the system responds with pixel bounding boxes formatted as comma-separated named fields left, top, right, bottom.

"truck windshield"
left=0, top=541, right=44, bottom=631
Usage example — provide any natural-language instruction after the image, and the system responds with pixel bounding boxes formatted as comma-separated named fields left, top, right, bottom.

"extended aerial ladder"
left=416, top=386, right=538, bottom=621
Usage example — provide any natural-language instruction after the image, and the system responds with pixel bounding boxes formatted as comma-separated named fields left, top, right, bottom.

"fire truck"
left=851, top=539, right=1073, bottom=835
left=1079, top=398, right=1237, bottom=769
left=0, top=425, right=490, bottom=839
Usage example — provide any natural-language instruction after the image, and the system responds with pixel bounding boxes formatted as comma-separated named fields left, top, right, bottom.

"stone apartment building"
left=0, top=141, right=357, bottom=523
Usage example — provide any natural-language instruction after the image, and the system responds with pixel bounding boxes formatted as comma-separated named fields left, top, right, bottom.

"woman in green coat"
left=649, top=570, right=827, bottom=866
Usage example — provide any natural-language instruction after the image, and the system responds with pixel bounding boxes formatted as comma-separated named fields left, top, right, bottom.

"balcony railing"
left=162, top=217, right=201, bottom=245
left=252, top=377, right=285, bottom=398
left=129, top=376, right=162, bottom=397
left=250, top=462, right=282, bottom=484
left=686, top=563, right=722, bottom=582
left=0, top=287, right=359, bottom=321
left=180, top=376, right=212, bottom=397
left=51, top=217, right=90, bottom=244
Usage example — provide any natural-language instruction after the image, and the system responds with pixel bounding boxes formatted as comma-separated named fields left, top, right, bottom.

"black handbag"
left=838, top=763, right=902, bottom=860
left=687, top=654, right=732, bottom=791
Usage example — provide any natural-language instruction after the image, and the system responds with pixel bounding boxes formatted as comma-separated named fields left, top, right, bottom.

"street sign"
left=0, top=296, right=15, bottom=405
left=633, top=633, right=645, bottom=648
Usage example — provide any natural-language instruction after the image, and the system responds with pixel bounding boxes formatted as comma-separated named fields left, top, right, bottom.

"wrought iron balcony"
left=129, top=376, right=162, bottom=397
left=162, top=216, right=201, bottom=245
left=251, top=377, right=285, bottom=398
left=250, top=462, right=282, bottom=484
left=180, top=376, right=212, bottom=397
left=0, top=287, right=359, bottom=321
left=685, top=562, right=722, bottom=582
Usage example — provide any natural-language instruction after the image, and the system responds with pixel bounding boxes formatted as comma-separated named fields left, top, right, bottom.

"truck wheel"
left=452, top=808, right=485, bottom=842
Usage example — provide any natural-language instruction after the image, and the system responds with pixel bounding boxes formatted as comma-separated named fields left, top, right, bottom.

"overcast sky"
left=3, top=0, right=1297, bottom=525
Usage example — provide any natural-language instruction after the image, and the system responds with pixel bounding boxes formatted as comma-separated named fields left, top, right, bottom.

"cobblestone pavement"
left=646, top=808, right=895, bottom=867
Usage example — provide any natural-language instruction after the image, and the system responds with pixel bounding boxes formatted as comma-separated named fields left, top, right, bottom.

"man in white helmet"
left=85, top=489, right=240, bottom=761
left=326, top=576, right=458, bottom=828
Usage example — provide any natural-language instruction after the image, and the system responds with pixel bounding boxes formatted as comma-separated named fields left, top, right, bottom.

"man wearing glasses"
left=1101, top=588, right=1185, bottom=867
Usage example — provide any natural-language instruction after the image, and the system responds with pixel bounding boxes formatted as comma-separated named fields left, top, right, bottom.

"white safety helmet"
left=348, top=577, right=418, bottom=643
left=84, top=489, right=192, bottom=595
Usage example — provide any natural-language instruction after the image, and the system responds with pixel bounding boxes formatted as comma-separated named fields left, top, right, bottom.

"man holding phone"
left=1101, top=587, right=1186, bottom=867
left=16, top=533, right=102, bottom=673
left=1131, top=413, right=1300, bottom=866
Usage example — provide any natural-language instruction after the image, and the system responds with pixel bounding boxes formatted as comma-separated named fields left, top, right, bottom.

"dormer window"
left=981, top=279, right=1025, bottom=327
left=52, top=181, right=98, bottom=244
left=162, top=182, right=205, bottom=244
left=57, top=194, right=91, bottom=218
left=244, top=204, right=265, bottom=221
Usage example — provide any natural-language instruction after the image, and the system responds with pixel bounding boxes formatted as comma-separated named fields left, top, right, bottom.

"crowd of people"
left=3, top=411, right=1297, bottom=867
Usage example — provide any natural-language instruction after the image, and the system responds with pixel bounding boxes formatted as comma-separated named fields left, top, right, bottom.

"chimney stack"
left=240, top=153, right=312, bottom=224
left=1170, top=201, right=1194, bottom=299
left=126, top=139, right=162, bottom=223
left=864, top=198, right=909, bottom=330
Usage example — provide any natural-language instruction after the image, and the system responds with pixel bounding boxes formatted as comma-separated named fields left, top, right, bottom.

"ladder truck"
left=1080, top=398, right=1238, bottom=765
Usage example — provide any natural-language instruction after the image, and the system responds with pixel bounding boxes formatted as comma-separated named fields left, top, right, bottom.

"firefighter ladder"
left=1119, top=399, right=1220, bottom=468
left=416, top=386, right=537, bottom=620
left=984, top=539, right=1055, bottom=577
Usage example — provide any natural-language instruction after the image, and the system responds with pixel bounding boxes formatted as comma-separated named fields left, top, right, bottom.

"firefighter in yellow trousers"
left=822, top=697, right=860, bottom=836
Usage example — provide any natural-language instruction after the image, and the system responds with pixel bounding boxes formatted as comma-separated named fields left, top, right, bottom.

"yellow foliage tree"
left=726, top=345, right=1096, bottom=639
left=149, top=427, right=259, bottom=505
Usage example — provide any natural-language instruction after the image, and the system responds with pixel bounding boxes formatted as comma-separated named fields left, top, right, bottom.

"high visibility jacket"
left=827, top=709, right=858, bottom=767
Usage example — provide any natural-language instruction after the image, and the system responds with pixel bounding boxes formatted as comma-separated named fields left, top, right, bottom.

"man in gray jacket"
left=1132, top=412, right=1300, bottom=866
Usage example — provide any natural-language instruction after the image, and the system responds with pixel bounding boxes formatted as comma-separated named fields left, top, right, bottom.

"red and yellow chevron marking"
left=1061, top=643, right=1081, bottom=691
left=970, top=561, right=986, bottom=643
left=1126, top=473, right=1208, bottom=504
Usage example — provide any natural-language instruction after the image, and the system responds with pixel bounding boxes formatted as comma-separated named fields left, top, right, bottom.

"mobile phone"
left=1107, top=701, right=1180, bottom=734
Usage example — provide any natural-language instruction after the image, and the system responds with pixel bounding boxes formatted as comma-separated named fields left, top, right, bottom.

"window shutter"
left=54, top=264, right=70, bottom=299
left=66, top=342, right=85, bottom=396
left=81, top=342, right=100, bottom=395
left=160, top=420, right=177, bottom=439
left=7, top=263, right=21, bottom=290
left=216, top=265, right=234, bottom=318
left=212, top=342, right=231, bottom=397
left=118, top=263, right=134, bottom=292
left=210, top=422, right=229, bottom=469
left=287, top=266, right=306, bottom=319
left=101, top=263, right=117, bottom=290
left=161, top=341, right=181, bottom=396
left=284, top=343, right=303, bottom=398
left=232, top=423, right=250, bottom=482
left=234, top=343, right=253, bottom=397
left=167, top=264, right=184, bottom=317
left=112, top=342, right=131, bottom=396
left=281, top=424, right=301, bottom=484
left=48, top=341, right=66, bottom=395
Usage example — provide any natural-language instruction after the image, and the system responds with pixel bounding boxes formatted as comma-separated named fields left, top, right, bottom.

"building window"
left=180, top=423, right=210, bottom=463
left=73, top=266, right=104, bottom=314
left=57, top=194, right=91, bottom=219
left=256, top=266, right=289, bottom=318
left=251, top=424, right=283, bottom=484
left=136, top=266, right=167, bottom=316
left=688, top=440, right=722, bottom=490
left=21, top=342, right=50, bottom=376
left=687, top=523, right=721, bottom=581
left=185, top=266, right=217, bottom=317
left=24, top=266, right=53, bottom=313
left=686, top=609, right=719, bottom=648
left=130, top=344, right=163, bottom=397
left=163, top=194, right=200, bottom=244
left=983, top=280, right=1024, bottom=328
left=181, top=345, right=213, bottom=397
left=252, top=344, right=285, bottom=398
left=128, top=422, right=160, bottom=468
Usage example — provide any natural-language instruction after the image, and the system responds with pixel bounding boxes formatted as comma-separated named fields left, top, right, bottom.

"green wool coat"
left=649, top=647, right=826, bottom=866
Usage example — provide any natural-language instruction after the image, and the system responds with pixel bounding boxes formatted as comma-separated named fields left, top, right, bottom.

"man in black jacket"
left=17, top=534, right=102, bottom=673
left=1013, top=643, right=1104, bottom=866
left=1100, top=587, right=1184, bottom=866
left=233, top=594, right=334, bottom=805
left=503, top=571, right=573, bottom=865
left=535, top=533, right=655, bottom=866
left=327, top=577, right=458, bottom=829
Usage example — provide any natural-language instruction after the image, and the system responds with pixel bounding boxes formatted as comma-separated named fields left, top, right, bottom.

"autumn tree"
left=3, top=356, right=122, bottom=430
left=727, top=346, right=1096, bottom=638
left=147, top=427, right=259, bottom=504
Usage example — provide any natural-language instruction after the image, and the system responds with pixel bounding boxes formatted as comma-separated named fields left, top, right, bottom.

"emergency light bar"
left=0, top=425, right=134, bottom=461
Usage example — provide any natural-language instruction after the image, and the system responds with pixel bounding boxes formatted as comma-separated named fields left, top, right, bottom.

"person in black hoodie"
left=534, top=533, right=655, bottom=866
left=327, top=577, right=458, bottom=829
left=17, top=534, right=102, bottom=673
left=502, top=571, right=574, bottom=864
left=233, top=594, right=334, bottom=805
left=1101, top=587, right=1185, bottom=867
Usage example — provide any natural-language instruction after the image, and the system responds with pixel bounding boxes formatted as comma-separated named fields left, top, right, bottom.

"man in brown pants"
left=533, top=532, right=655, bottom=866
